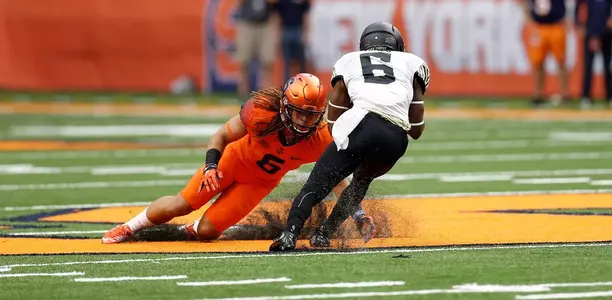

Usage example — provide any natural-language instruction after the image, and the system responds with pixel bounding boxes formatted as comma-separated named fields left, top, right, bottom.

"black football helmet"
left=359, top=22, right=405, bottom=52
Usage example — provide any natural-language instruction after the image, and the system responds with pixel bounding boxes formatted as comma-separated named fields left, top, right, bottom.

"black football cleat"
left=269, top=231, right=297, bottom=252
left=309, top=228, right=331, bottom=248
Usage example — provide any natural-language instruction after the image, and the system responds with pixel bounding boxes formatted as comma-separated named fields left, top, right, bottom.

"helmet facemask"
left=280, top=96, right=325, bottom=136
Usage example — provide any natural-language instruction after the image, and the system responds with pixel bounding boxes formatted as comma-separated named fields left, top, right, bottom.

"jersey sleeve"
left=415, top=62, right=430, bottom=94
left=239, top=98, right=278, bottom=136
left=401, top=52, right=430, bottom=95
left=330, top=53, right=352, bottom=87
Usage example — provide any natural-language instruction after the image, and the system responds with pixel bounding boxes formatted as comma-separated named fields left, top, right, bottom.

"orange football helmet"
left=280, top=73, right=327, bottom=135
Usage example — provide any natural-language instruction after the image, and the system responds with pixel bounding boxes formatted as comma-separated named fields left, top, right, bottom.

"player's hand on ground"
left=198, top=165, right=223, bottom=193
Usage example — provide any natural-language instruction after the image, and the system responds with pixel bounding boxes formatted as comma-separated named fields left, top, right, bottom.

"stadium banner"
left=0, top=0, right=607, bottom=98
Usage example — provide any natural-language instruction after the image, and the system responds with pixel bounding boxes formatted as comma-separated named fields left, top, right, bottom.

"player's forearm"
left=407, top=101, right=425, bottom=140
left=327, top=80, right=351, bottom=128
left=205, top=135, right=228, bottom=169
left=408, top=124, right=425, bottom=140
left=207, top=135, right=229, bottom=154
left=327, top=106, right=346, bottom=124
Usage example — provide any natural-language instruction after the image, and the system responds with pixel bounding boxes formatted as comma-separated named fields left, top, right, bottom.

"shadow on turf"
left=131, top=201, right=394, bottom=248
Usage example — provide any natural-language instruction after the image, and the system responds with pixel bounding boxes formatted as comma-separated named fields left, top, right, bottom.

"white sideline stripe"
left=516, top=291, right=612, bottom=300
left=0, top=180, right=186, bottom=191
left=5, top=230, right=107, bottom=236
left=4, top=189, right=612, bottom=211
left=0, top=272, right=84, bottom=278
left=399, top=152, right=612, bottom=164
left=513, top=177, right=592, bottom=184
left=2, top=242, right=612, bottom=271
left=178, top=277, right=291, bottom=287
left=285, top=281, right=405, bottom=289
left=74, top=275, right=187, bottom=282
left=0, top=267, right=11, bottom=272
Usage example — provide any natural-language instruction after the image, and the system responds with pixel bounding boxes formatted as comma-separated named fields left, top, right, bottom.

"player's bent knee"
left=170, top=194, right=195, bottom=217
left=196, top=217, right=222, bottom=241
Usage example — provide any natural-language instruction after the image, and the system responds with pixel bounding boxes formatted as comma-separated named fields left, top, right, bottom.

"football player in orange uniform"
left=102, top=73, right=376, bottom=244
left=524, top=0, right=568, bottom=106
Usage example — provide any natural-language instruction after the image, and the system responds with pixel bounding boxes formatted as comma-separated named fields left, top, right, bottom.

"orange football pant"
left=180, top=147, right=276, bottom=234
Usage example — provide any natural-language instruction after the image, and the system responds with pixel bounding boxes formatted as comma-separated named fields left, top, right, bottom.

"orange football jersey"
left=225, top=99, right=333, bottom=183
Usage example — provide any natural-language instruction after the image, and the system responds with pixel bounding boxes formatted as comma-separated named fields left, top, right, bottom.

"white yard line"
left=456, top=282, right=612, bottom=290
left=0, top=272, right=84, bottom=278
left=452, top=284, right=549, bottom=292
left=195, top=282, right=612, bottom=300
left=2, top=202, right=151, bottom=211
left=513, top=177, right=592, bottom=185
left=399, top=152, right=612, bottom=164
left=178, top=277, right=291, bottom=287
left=591, top=180, right=612, bottom=186
left=9, top=124, right=222, bottom=137
left=4, top=163, right=612, bottom=181
left=192, top=288, right=539, bottom=300
left=411, top=139, right=610, bottom=151
left=0, top=149, right=203, bottom=161
left=0, top=180, right=186, bottom=191
left=1, top=243, right=611, bottom=271
left=549, top=132, right=612, bottom=142
left=74, top=275, right=187, bottom=283
left=5, top=163, right=612, bottom=180
left=0, top=136, right=610, bottom=161
left=4, top=189, right=612, bottom=211
left=0, top=163, right=198, bottom=176
left=0, top=267, right=11, bottom=272
left=376, top=189, right=612, bottom=199
left=516, top=291, right=612, bottom=300
left=4, top=230, right=107, bottom=236
left=285, top=281, right=405, bottom=289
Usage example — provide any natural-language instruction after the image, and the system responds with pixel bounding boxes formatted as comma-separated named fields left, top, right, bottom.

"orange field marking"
left=0, top=140, right=206, bottom=151
left=2, top=194, right=612, bottom=255
left=2, top=101, right=612, bottom=120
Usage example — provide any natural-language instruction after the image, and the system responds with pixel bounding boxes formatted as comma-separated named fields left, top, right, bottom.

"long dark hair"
left=249, top=86, right=285, bottom=136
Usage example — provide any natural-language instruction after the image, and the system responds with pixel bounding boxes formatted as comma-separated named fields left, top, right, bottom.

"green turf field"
left=1, top=98, right=612, bottom=300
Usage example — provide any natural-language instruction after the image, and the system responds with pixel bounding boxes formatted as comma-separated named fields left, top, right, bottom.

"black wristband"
left=205, top=149, right=221, bottom=169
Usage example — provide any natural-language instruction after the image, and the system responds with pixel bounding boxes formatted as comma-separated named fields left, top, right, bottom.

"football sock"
left=192, top=219, right=201, bottom=235
left=125, top=208, right=155, bottom=231
left=352, top=208, right=366, bottom=221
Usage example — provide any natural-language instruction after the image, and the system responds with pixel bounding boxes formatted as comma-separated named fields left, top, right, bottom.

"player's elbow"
left=409, top=132, right=422, bottom=140
left=408, top=126, right=425, bottom=140
left=208, top=131, right=228, bottom=151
